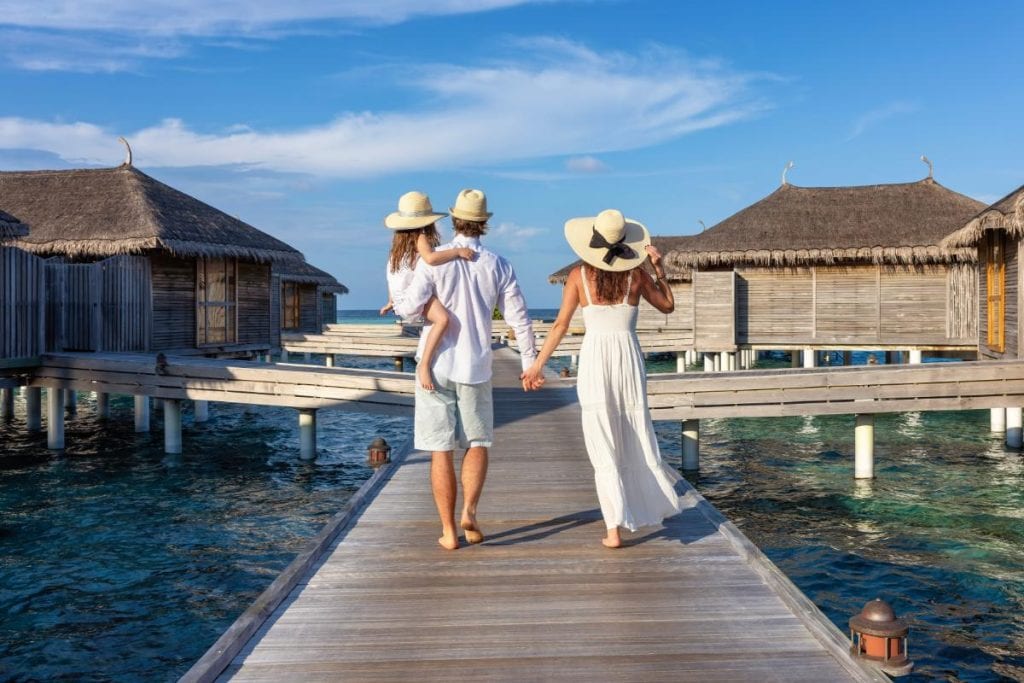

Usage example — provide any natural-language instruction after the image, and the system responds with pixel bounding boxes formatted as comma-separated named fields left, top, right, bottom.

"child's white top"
left=386, top=260, right=416, bottom=314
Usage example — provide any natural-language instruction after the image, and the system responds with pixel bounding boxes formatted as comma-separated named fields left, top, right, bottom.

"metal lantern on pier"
left=849, top=598, right=913, bottom=676
left=367, top=437, right=392, bottom=468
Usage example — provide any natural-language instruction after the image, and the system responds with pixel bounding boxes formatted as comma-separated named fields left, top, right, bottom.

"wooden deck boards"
left=212, top=348, right=881, bottom=682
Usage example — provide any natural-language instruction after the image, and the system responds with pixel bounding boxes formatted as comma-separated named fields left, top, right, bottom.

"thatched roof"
left=942, top=183, right=1024, bottom=248
left=664, top=178, right=984, bottom=270
left=0, top=165, right=302, bottom=262
left=277, top=260, right=348, bottom=294
left=0, top=208, right=28, bottom=239
left=548, top=235, right=697, bottom=284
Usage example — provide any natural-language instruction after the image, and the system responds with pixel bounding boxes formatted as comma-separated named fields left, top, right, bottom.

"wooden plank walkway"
left=201, top=348, right=881, bottom=682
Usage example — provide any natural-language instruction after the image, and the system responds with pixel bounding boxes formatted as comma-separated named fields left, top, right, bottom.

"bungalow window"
left=197, top=258, right=238, bottom=345
left=282, top=281, right=301, bottom=330
left=986, top=232, right=1006, bottom=353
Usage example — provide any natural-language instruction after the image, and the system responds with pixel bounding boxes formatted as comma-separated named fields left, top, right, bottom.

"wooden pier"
left=185, top=348, right=882, bottom=682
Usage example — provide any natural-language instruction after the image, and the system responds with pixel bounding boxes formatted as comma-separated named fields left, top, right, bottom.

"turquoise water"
left=2, top=320, right=1023, bottom=680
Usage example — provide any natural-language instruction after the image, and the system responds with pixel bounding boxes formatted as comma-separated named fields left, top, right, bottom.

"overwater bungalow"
left=272, top=260, right=347, bottom=343
left=0, top=162, right=309, bottom=356
left=660, top=172, right=985, bottom=365
left=943, top=183, right=1024, bottom=361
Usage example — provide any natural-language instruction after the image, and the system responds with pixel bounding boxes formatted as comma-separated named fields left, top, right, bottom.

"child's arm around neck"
left=416, top=232, right=475, bottom=266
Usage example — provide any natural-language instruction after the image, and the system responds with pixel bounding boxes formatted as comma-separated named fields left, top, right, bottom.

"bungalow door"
left=196, top=257, right=238, bottom=346
left=281, top=281, right=300, bottom=331
left=986, top=232, right=1006, bottom=353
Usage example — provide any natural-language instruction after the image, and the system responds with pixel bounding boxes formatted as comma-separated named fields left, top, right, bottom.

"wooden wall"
left=238, top=262, right=271, bottom=344
left=566, top=281, right=693, bottom=334
left=694, top=271, right=735, bottom=350
left=299, top=285, right=318, bottom=333
left=732, top=263, right=974, bottom=347
left=0, top=247, right=45, bottom=360
left=269, top=274, right=281, bottom=349
left=320, top=291, right=337, bottom=326
left=99, top=256, right=151, bottom=352
left=151, top=254, right=195, bottom=351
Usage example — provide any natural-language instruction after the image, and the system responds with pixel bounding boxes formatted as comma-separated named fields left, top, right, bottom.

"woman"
left=522, top=209, right=683, bottom=548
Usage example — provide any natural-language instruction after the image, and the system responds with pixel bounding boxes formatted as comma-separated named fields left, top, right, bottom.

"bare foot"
left=417, top=363, right=435, bottom=392
left=438, top=533, right=459, bottom=551
left=461, top=514, right=484, bottom=544
left=602, top=529, right=622, bottom=549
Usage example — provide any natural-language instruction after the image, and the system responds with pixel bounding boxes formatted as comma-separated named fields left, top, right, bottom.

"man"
left=394, top=188, right=537, bottom=550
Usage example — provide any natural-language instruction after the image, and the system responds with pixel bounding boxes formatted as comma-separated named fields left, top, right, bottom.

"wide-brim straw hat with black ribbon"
left=565, top=208, right=650, bottom=272
left=384, top=191, right=448, bottom=230
left=449, top=188, right=493, bottom=222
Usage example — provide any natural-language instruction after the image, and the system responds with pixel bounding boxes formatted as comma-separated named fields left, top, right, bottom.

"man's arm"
left=392, top=262, right=434, bottom=319
left=496, top=261, right=537, bottom=371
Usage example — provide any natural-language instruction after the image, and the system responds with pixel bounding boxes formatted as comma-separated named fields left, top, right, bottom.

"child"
left=382, top=191, right=473, bottom=391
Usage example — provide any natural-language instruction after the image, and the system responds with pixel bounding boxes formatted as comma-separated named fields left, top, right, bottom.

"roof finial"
left=781, top=160, right=794, bottom=186
left=698, top=220, right=706, bottom=232
left=920, top=154, right=933, bottom=180
left=118, top=136, right=133, bottom=167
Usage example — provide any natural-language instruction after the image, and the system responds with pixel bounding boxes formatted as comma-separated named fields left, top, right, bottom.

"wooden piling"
left=854, top=414, right=874, bottom=479
left=194, top=400, right=209, bottom=423
left=95, top=392, right=110, bottom=419
left=0, top=387, right=13, bottom=419
left=47, top=388, right=64, bottom=450
left=164, top=399, right=183, bottom=454
left=1007, top=408, right=1023, bottom=449
left=64, top=389, right=78, bottom=415
left=299, top=409, right=317, bottom=460
left=682, top=419, right=700, bottom=470
left=134, top=395, right=150, bottom=432
left=25, top=387, right=42, bottom=432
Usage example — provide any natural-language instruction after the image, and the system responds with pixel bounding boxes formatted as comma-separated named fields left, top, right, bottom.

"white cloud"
left=846, top=101, right=917, bottom=141
left=488, top=221, right=547, bottom=252
left=0, top=1, right=542, bottom=34
left=565, top=155, right=608, bottom=173
left=0, top=39, right=768, bottom=177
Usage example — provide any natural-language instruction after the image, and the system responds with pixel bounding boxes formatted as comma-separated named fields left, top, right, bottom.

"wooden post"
left=803, top=348, right=816, bottom=368
left=25, top=387, right=42, bottom=432
left=47, top=388, right=64, bottom=450
left=194, top=400, right=209, bottom=423
left=713, top=353, right=722, bottom=372
left=0, top=388, right=12, bottom=420
left=991, top=407, right=1007, bottom=433
left=727, top=352, right=736, bottom=371
left=908, top=350, right=922, bottom=364
left=703, top=353, right=714, bottom=372
left=682, top=419, right=700, bottom=471
left=64, top=389, right=78, bottom=415
left=95, top=392, right=110, bottom=419
left=164, top=399, right=183, bottom=454
left=675, top=351, right=687, bottom=373
left=134, top=395, right=150, bottom=432
left=855, top=414, right=874, bottom=479
left=1007, top=408, right=1023, bottom=449
left=325, top=354, right=335, bottom=368
left=299, top=409, right=317, bottom=460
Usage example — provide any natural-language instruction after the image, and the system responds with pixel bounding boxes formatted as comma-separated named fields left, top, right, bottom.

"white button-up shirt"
left=393, top=234, right=537, bottom=384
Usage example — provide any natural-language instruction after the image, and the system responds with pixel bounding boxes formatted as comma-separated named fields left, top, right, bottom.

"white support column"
left=64, top=389, right=78, bottom=415
left=1007, top=408, right=1023, bottom=449
left=682, top=419, right=700, bottom=471
left=95, top=392, right=110, bottom=419
left=791, top=350, right=800, bottom=368
left=570, top=354, right=579, bottom=371
left=991, top=407, right=1007, bottom=433
left=803, top=348, right=816, bottom=368
left=703, top=353, right=714, bottom=372
left=854, top=414, right=875, bottom=479
left=164, top=399, right=182, bottom=454
left=299, top=409, right=317, bottom=460
left=675, top=351, right=687, bottom=373
left=713, top=353, right=722, bottom=372
left=280, top=349, right=289, bottom=363
left=727, top=352, right=736, bottom=371
left=325, top=354, right=335, bottom=368
left=686, top=349, right=696, bottom=366
left=134, top=395, right=150, bottom=433
left=25, top=387, right=42, bottom=432
left=193, top=400, right=209, bottom=423
left=908, top=350, right=922, bottom=364
left=47, top=388, right=64, bottom=450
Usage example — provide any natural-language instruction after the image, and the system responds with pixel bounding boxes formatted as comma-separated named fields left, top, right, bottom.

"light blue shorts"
left=414, top=375, right=494, bottom=451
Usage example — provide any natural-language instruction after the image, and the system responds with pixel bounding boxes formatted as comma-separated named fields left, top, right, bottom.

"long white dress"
left=577, top=266, right=683, bottom=532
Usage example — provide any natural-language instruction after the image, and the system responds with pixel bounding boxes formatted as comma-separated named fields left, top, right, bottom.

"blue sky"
left=2, top=1, right=1022, bottom=308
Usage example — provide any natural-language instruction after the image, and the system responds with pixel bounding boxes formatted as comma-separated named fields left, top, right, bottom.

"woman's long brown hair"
left=586, top=266, right=634, bottom=304
left=389, top=224, right=440, bottom=273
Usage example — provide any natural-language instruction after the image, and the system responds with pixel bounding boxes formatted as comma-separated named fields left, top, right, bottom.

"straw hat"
left=449, top=189, right=493, bottom=222
left=384, top=191, right=448, bottom=230
left=564, top=209, right=650, bottom=272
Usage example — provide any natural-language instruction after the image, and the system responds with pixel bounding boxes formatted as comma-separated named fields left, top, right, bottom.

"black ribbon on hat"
left=589, top=226, right=637, bottom=265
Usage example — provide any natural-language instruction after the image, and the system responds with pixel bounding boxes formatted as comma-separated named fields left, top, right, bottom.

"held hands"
left=520, top=363, right=546, bottom=392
